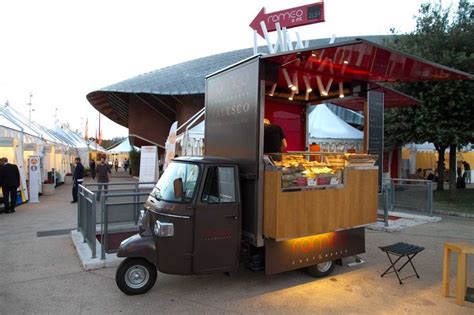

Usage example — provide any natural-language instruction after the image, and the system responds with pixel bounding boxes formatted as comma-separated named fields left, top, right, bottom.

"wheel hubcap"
left=317, top=261, right=332, bottom=273
left=125, top=265, right=150, bottom=289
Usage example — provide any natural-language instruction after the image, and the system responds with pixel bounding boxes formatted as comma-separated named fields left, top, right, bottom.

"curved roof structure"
left=87, top=36, right=386, bottom=127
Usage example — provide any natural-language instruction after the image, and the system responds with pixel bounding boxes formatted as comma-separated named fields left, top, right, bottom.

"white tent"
left=176, top=120, right=205, bottom=156
left=308, top=104, right=363, bottom=140
left=0, top=110, right=36, bottom=202
left=308, top=104, right=363, bottom=152
left=0, top=105, right=76, bottom=183
left=107, top=138, right=138, bottom=154
left=107, top=138, right=138, bottom=167
left=51, top=125, right=90, bottom=166
left=411, top=142, right=473, bottom=152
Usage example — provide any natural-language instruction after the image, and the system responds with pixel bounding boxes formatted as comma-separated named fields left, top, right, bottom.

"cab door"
left=193, top=165, right=241, bottom=273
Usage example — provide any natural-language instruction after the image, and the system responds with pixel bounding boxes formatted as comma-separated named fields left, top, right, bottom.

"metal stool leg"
left=406, top=253, right=421, bottom=279
left=381, top=252, right=404, bottom=284
left=397, top=252, right=419, bottom=273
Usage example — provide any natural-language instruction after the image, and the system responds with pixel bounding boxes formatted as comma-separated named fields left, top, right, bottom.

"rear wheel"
left=116, top=258, right=157, bottom=295
left=307, top=260, right=335, bottom=278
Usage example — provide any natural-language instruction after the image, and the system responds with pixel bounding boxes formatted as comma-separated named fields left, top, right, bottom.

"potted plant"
left=42, top=179, right=55, bottom=196
left=129, top=149, right=141, bottom=177
left=64, top=172, right=73, bottom=184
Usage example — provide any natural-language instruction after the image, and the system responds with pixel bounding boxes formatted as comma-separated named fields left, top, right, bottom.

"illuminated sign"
left=265, top=228, right=365, bottom=274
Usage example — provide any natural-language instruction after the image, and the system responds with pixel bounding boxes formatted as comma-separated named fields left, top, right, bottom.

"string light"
left=282, top=68, right=293, bottom=89
left=269, top=83, right=277, bottom=96
left=339, top=82, right=344, bottom=98
left=288, top=90, right=295, bottom=101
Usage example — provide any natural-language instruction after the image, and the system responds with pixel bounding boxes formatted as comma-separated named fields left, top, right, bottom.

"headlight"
left=154, top=220, right=174, bottom=237
left=138, top=210, right=152, bottom=236
left=138, top=210, right=146, bottom=226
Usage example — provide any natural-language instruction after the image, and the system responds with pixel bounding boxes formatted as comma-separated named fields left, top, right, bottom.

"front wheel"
left=307, top=260, right=335, bottom=278
left=116, top=258, right=157, bottom=295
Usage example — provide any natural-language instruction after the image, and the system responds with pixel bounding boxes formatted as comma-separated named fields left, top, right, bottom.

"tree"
left=384, top=0, right=474, bottom=190
left=101, top=137, right=126, bottom=150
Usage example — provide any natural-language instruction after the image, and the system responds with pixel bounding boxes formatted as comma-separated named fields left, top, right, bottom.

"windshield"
left=152, top=162, right=200, bottom=203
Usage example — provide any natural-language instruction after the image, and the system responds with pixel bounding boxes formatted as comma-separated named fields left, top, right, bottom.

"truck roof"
left=173, top=156, right=237, bottom=165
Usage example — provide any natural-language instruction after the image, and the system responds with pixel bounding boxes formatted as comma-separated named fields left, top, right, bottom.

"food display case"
left=263, top=152, right=379, bottom=241
left=267, top=152, right=377, bottom=191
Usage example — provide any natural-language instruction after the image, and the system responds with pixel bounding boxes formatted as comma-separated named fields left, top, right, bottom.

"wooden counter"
left=263, top=167, right=378, bottom=241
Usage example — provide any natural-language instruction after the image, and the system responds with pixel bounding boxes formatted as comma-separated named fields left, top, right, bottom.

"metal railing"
left=77, top=181, right=155, bottom=259
left=77, top=185, right=97, bottom=258
left=380, top=178, right=433, bottom=227
left=100, top=191, right=151, bottom=259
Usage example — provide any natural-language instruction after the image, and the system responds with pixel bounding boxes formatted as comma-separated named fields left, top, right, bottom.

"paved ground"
left=1, top=177, right=473, bottom=314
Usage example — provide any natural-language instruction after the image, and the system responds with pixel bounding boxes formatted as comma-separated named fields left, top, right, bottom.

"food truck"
left=114, top=39, right=473, bottom=295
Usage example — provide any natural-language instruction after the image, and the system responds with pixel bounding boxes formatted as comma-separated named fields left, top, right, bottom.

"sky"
left=0, top=0, right=458, bottom=139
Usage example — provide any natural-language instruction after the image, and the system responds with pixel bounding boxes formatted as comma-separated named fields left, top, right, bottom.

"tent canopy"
left=187, top=120, right=204, bottom=139
left=308, top=104, right=363, bottom=140
left=409, top=142, right=473, bottom=152
left=51, top=125, right=88, bottom=148
left=107, top=138, right=139, bottom=154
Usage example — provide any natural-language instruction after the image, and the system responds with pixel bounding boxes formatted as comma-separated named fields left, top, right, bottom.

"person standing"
left=71, top=157, right=84, bottom=203
left=0, top=157, right=20, bottom=213
left=114, top=158, right=119, bottom=173
left=123, top=158, right=129, bottom=172
left=263, top=118, right=287, bottom=161
left=89, top=159, right=96, bottom=180
left=462, top=160, right=471, bottom=184
left=96, top=156, right=111, bottom=201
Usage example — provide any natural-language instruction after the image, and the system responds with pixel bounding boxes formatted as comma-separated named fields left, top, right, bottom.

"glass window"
left=201, top=166, right=236, bottom=203
left=153, top=162, right=199, bottom=203
left=218, top=167, right=236, bottom=202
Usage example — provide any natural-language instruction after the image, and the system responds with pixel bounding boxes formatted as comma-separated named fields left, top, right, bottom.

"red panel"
left=265, top=98, right=306, bottom=151
left=330, top=83, right=419, bottom=111
left=263, top=40, right=472, bottom=105
left=391, top=148, right=399, bottom=178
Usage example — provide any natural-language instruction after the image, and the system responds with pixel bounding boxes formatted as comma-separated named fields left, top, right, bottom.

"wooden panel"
left=263, top=171, right=278, bottom=237
left=263, top=168, right=378, bottom=240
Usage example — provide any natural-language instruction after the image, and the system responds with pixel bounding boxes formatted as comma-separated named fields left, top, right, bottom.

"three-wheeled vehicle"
left=114, top=39, right=473, bottom=295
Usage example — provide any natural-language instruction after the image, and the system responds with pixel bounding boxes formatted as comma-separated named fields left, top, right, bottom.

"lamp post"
left=27, top=92, right=34, bottom=126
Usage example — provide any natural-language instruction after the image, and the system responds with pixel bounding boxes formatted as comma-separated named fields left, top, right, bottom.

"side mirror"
left=173, top=178, right=184, bottom=199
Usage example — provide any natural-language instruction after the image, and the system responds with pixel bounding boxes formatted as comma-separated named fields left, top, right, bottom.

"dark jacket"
left=73, top=162, right=85, bottom=182
left=0, top=163, right=20, bottom=187
left=96, top=163, right=111, bottom=183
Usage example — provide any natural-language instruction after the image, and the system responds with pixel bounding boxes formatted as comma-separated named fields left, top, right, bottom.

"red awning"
left=331, top=83, right=420, bottom=111
left=262, top=39, right=473, bottom=105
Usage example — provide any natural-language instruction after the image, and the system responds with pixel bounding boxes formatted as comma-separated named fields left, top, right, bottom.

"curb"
left=369, top=211, right=442, bottom=233
left=70, top=230, right=124, bottom=270
left=434, top=210, right=474, bottom=218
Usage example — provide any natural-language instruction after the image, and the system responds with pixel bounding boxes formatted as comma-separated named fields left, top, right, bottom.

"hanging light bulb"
left=339, top=82, right=344, bottom=98
left=303, top=75, right=312, bottom=93
left=269, top=83, right=277, bottom=96
left=288, top=90, right=295, bottom=101
left=316, top=76, right=327, bottom=96
left=292, top=72, right=298, bottom=93
left=282, top=68, right=293, bottom=89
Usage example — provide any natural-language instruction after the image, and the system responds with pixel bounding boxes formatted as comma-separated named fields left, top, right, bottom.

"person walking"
left=462, top=160, right=471, bottom=184
left=114, top=158, right=119, bottom=173
left=96, top=156, right=111, bottom=201
left=123, top=158, right=129, bottom=172
left=89, top=159, right=96, bottom=180
left=0, top=157, right=20, bottom=213
left=71, top=157, right=84, bottom=203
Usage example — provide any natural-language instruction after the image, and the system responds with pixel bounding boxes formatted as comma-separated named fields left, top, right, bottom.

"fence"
left=78, top=185, right=97, bottom=258
left=100, top=191, right=151, bottom=259
left=380, top=178, right=433, bottom=227
left=77, top=181, right=155, bottom=259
